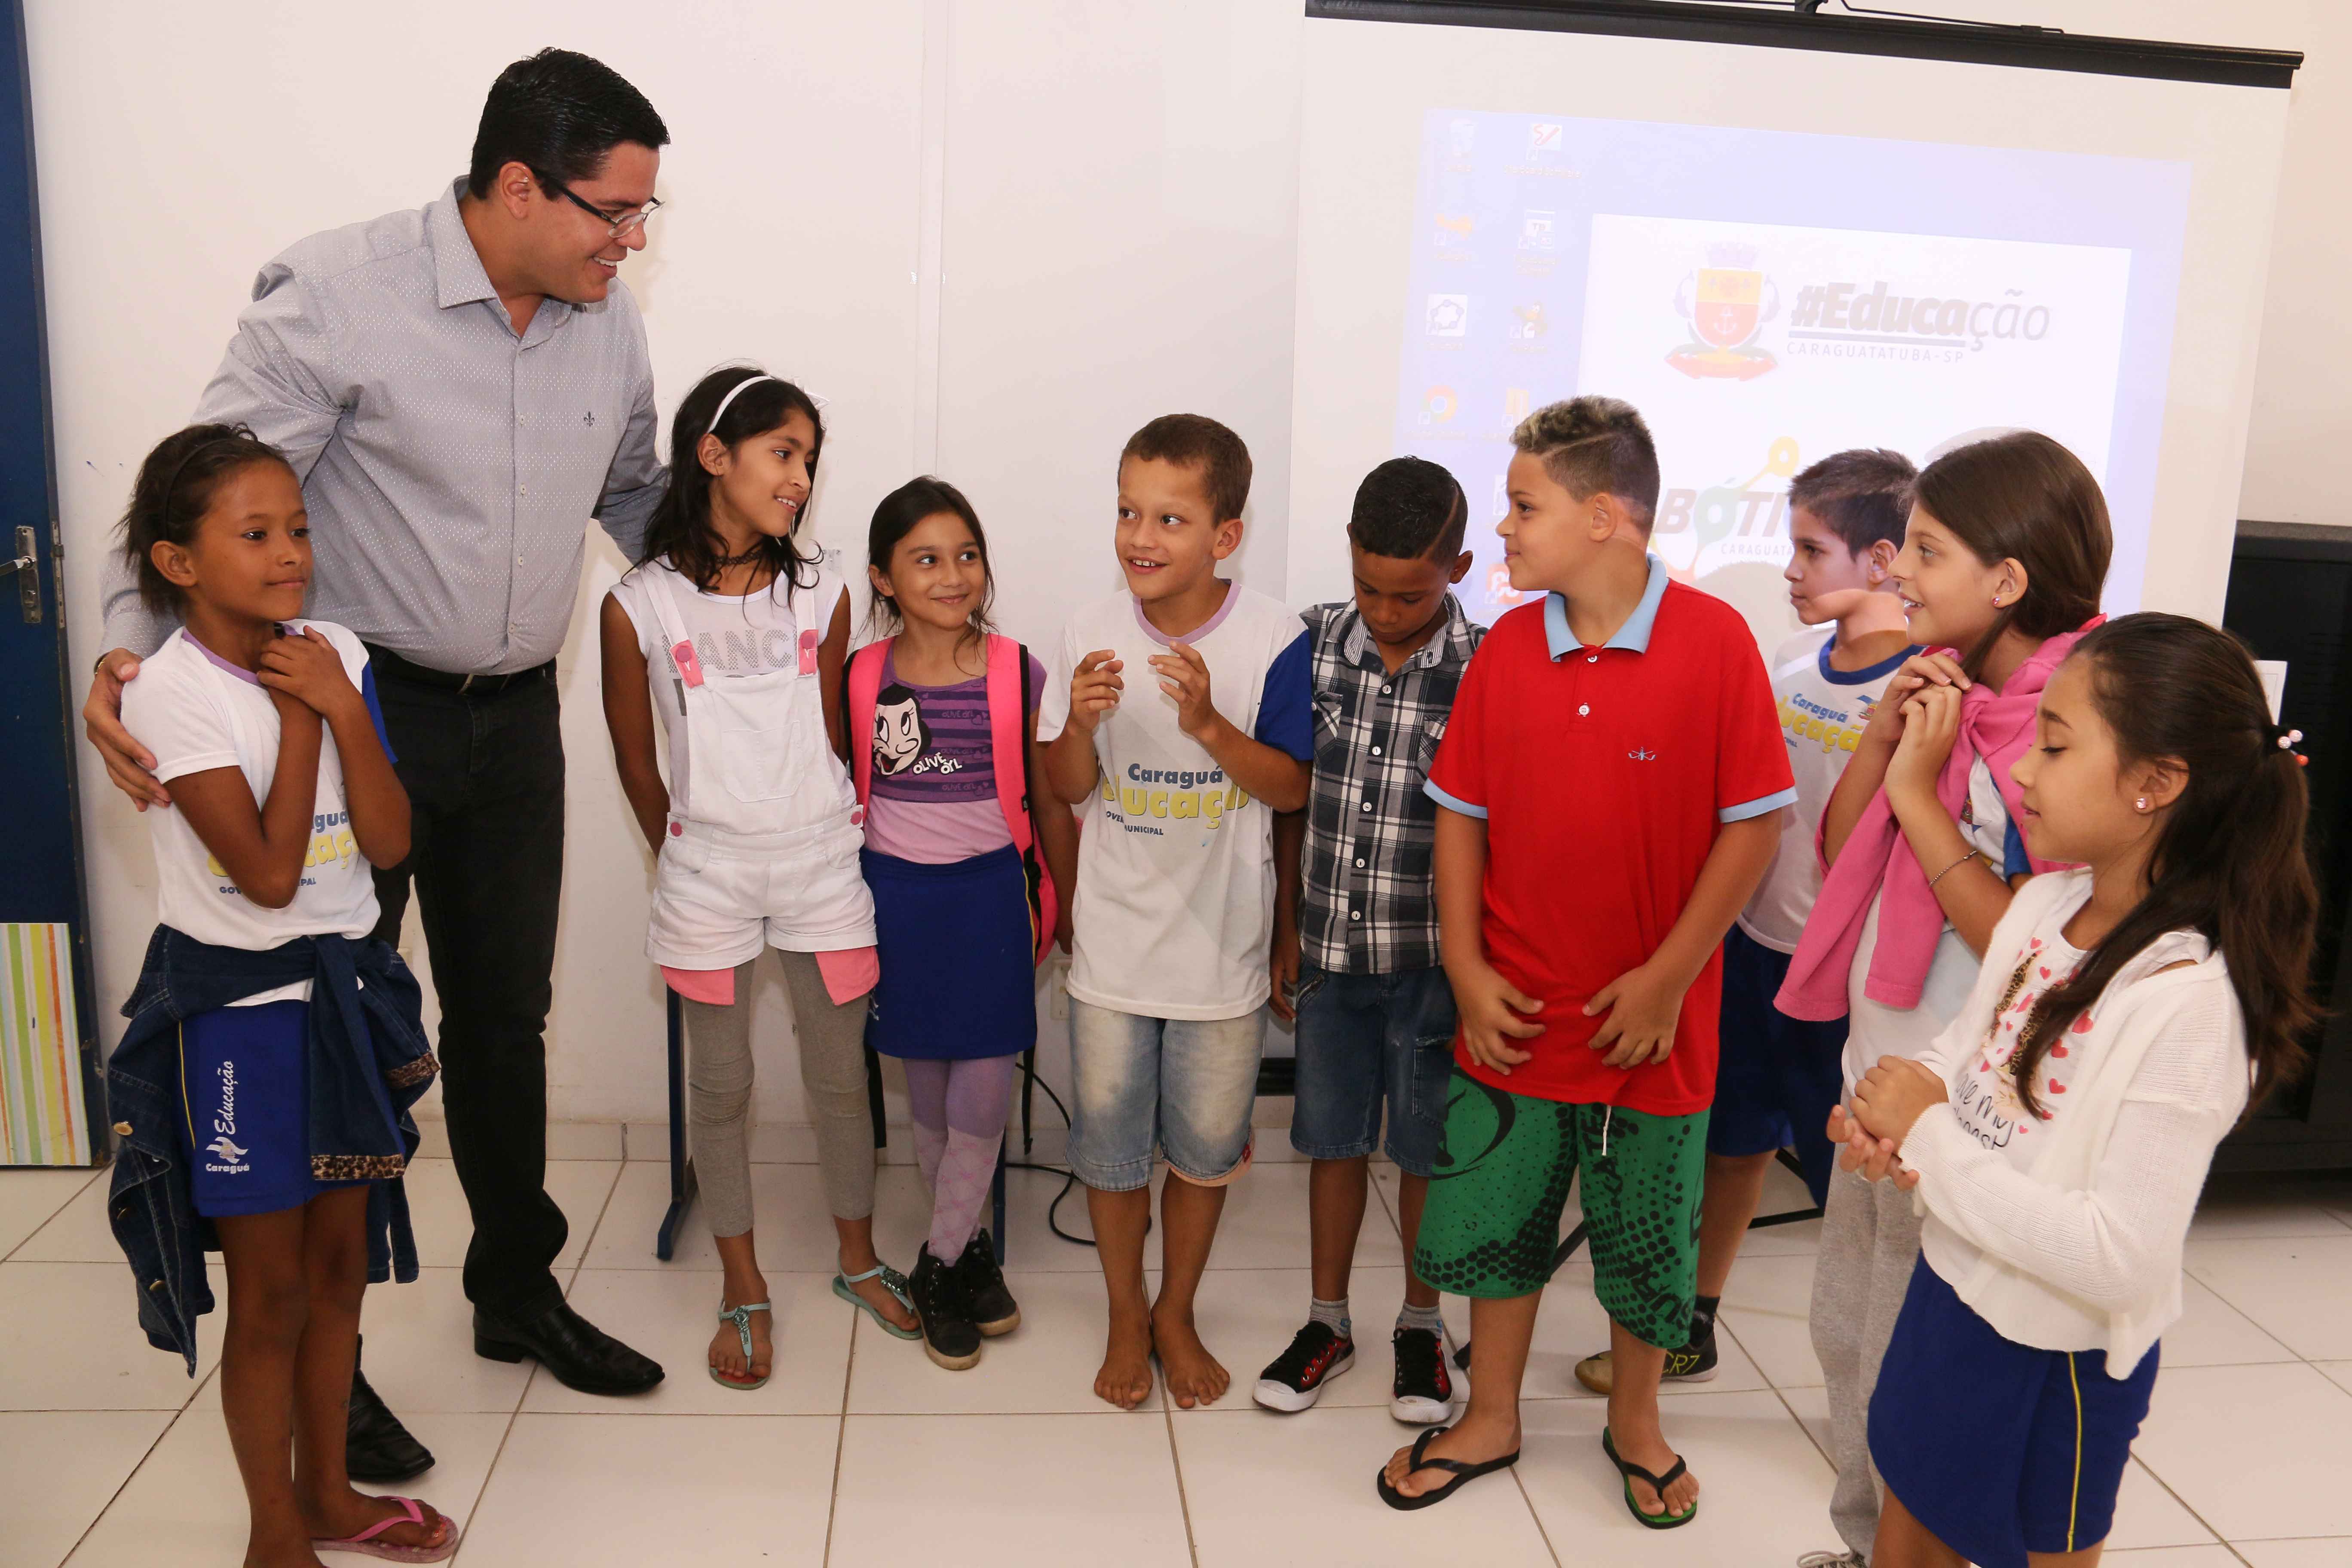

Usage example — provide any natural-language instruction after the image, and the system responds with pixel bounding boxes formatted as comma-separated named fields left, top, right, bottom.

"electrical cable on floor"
left=1006, top=1052, right=1105, bottom=1247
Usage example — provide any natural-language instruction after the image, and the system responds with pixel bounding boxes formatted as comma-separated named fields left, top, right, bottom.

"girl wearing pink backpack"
left=851, top=477, right=1079, bottom=1369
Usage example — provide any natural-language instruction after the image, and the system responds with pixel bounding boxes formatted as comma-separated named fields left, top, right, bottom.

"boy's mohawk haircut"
left=1121, top=413, right=1253, bottom=523
left=1510, top=395, right=1660, bottom=528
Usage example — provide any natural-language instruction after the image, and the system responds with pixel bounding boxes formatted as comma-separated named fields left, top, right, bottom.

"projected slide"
left=1395, top=113, right=2188, bottom=638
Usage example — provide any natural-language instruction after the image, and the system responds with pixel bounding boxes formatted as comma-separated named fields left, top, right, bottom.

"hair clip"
left=2270, top=726, right=2308, bottom=767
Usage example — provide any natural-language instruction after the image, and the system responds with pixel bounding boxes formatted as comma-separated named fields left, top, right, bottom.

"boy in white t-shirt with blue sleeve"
left=1038, top=414, right=1314, bottom=1412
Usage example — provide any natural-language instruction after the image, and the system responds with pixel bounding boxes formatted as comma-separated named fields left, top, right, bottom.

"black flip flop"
left=1602, top=1427, right=1697, bottom=1528
left=1375, top=1424, right=1521, bottom=1511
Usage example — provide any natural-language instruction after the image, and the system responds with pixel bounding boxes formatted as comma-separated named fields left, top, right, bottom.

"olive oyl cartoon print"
left=872, top=684, right=935, bottom=778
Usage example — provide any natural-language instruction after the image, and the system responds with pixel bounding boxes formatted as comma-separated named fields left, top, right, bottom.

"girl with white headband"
left=600, top=365, right=918, bottom=1390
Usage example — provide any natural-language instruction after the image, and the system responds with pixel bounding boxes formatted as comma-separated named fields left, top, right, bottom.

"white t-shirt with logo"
left=1738, top=630, right=1917, bottom=953
left=1841, top=756, right=2033, bottom=1095
left=124, top=622, right=387, bottom=1004
left=608, top=560, right=848, bottom=820
left=1038, top=584, right=1314, bottom=1020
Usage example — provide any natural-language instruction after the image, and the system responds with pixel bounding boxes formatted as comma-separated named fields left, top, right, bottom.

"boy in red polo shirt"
left=1376, top=397, right=1792, bottom=1526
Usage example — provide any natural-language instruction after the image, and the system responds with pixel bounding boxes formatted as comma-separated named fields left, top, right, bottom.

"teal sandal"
left=1602, top=1427, right=1698, bottom=1529
left=710, top=1301, right=772, bottom=1390
left=832, top=1264, right=921, bottom=1340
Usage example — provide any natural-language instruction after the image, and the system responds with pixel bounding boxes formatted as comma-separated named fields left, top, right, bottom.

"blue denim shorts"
left=1067, top=999, right=1264, bottom=1191
left=1289, top=963, right=1457, bottom=1177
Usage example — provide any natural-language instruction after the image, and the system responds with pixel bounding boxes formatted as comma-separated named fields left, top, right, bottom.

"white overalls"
left=638, top=562, right=876, bottom=969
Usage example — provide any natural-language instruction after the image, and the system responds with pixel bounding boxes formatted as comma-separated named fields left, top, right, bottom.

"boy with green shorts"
left=1377, top=397, right=1792, bottom=1526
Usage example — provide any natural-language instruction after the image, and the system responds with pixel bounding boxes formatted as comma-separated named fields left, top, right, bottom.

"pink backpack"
left=845, top=634, right=1061, bottom=966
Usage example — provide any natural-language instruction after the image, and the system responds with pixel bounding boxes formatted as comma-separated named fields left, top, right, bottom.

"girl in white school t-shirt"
left=113, top=424, right=455, bottom=1561
left=1836, top=613, right=2318, bottom=1568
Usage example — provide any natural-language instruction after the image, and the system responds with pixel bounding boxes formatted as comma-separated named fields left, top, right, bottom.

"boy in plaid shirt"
left=1254, top=457, right=1483, bottom=1423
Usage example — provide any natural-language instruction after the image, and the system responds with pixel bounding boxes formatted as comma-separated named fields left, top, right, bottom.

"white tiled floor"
left=6, top=1151, right=2350, bottom=1567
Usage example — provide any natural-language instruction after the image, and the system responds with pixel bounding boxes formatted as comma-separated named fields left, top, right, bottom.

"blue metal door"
left=0, top=0, right=101, bottom=1165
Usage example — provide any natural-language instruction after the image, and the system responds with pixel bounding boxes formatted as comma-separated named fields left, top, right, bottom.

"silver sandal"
left=709, top=1301, right=772, bottom=1390
left=832, top=1264, right=920, bottom=1340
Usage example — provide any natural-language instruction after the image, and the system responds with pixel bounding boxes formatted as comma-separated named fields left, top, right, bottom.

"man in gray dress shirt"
left=85, top=49, right=672, bottom=1472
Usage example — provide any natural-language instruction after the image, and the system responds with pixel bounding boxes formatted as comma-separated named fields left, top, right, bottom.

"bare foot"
left=1095, top=1304, right=1155, bottom=1409
left=1611, top=1425, right=1700, bottom=1519
left=710, top=1295, right=773, bottom=1386
left=1152, top=1306, right=1231, bottom=1408
left=301, top=1490, right=452, bottom=1554
left=1382, top=1418, right=1520, bottom=1501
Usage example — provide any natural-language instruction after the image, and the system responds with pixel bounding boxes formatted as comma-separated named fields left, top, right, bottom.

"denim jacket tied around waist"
left=105, top=925, right=437, bottom=1373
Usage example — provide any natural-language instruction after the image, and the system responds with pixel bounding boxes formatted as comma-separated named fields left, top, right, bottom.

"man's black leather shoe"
left=345, top=1335, right=435, bottom=1482
left=473, top=1301, right=664, bottom=1396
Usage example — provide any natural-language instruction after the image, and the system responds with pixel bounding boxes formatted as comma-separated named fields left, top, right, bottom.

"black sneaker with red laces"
left=1252, top=1320, right=1356, bottom=1412
left=1390, top=1325, right=1458, bottom=1424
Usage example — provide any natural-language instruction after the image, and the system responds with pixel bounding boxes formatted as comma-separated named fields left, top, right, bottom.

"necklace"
left=711, top=543, right=769, bottom=569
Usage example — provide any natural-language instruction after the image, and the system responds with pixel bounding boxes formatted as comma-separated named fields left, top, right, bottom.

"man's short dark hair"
left=1510, top=396, right=1660, bottom=529
left=1348, top=456, right=1467, bottom=561
left=1788, top=447, right=1918, bottom=557
left=1120, top=414, right=1252, bottom=522
left=467, top=49, right=670, bottom=200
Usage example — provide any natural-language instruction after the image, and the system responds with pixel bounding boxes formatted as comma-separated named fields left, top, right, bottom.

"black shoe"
left=1253, top=1320, right=1355, bottom=1412
left=344, top=1335, right=434, bottom=1483
left=473, top=1301, right=664, bottom=1396
left=1390, top=1326, right=1458, bottom=1425
left=1572, top=1325, right=1719, bottom=1395
left=911, top=1245, right=982, bottom=1370
left=952, top=1228, right=1021, bottom=1337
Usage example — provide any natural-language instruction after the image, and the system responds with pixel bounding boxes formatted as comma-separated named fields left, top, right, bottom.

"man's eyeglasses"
left=539, top=176, right=664, bottom=239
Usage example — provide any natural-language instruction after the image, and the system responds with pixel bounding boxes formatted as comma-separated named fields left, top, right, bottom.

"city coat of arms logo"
left=1668, top=243, right=1780, bottom=380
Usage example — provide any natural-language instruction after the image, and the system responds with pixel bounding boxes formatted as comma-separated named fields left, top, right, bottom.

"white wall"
left=29, top=0, right=2339, bottom=1124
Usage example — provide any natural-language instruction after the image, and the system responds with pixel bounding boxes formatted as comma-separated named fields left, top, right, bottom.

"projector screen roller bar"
left=1305, top=1, right=2303, bottom=89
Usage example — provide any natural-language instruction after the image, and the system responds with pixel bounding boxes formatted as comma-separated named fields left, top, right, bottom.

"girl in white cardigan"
left=1831, top=612, right=2317, bottom=1568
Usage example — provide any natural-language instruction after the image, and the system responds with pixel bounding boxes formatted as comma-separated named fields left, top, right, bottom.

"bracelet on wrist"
left=1926, top=849, right=1981, bottom=888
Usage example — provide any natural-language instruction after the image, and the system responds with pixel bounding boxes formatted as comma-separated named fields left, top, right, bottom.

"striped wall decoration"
left=0, top=922, right=90, bottom=1166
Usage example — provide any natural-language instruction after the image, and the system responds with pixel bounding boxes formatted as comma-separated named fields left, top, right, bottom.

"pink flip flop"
left=312, top=1497, right=460, bottom=1562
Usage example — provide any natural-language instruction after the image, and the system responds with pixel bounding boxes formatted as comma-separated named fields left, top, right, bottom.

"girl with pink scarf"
left=1775, top=432, right=2111, bottom=1568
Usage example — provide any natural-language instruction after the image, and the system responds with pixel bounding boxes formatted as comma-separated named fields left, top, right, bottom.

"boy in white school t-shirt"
left=1576, top=449, right=1920, bottom=1399
left=1038, top=414, right=1314, bottom=1415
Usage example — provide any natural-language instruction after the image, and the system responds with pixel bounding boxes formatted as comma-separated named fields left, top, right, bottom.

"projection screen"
left=1285, top=3, right=2299, bottom=650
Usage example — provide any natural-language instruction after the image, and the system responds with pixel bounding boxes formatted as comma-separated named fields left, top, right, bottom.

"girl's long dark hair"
left=866, top=475, right=995, bottom=656
left=639, top=366, right=824, bottom=594
left=1912, top=431, right=2111, bottom=680
left=2012, top=612, right=2317, bottom=1120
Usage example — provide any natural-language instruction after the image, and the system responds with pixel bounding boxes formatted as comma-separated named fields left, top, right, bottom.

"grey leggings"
left=683, top=949, right=875, bottom=1238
